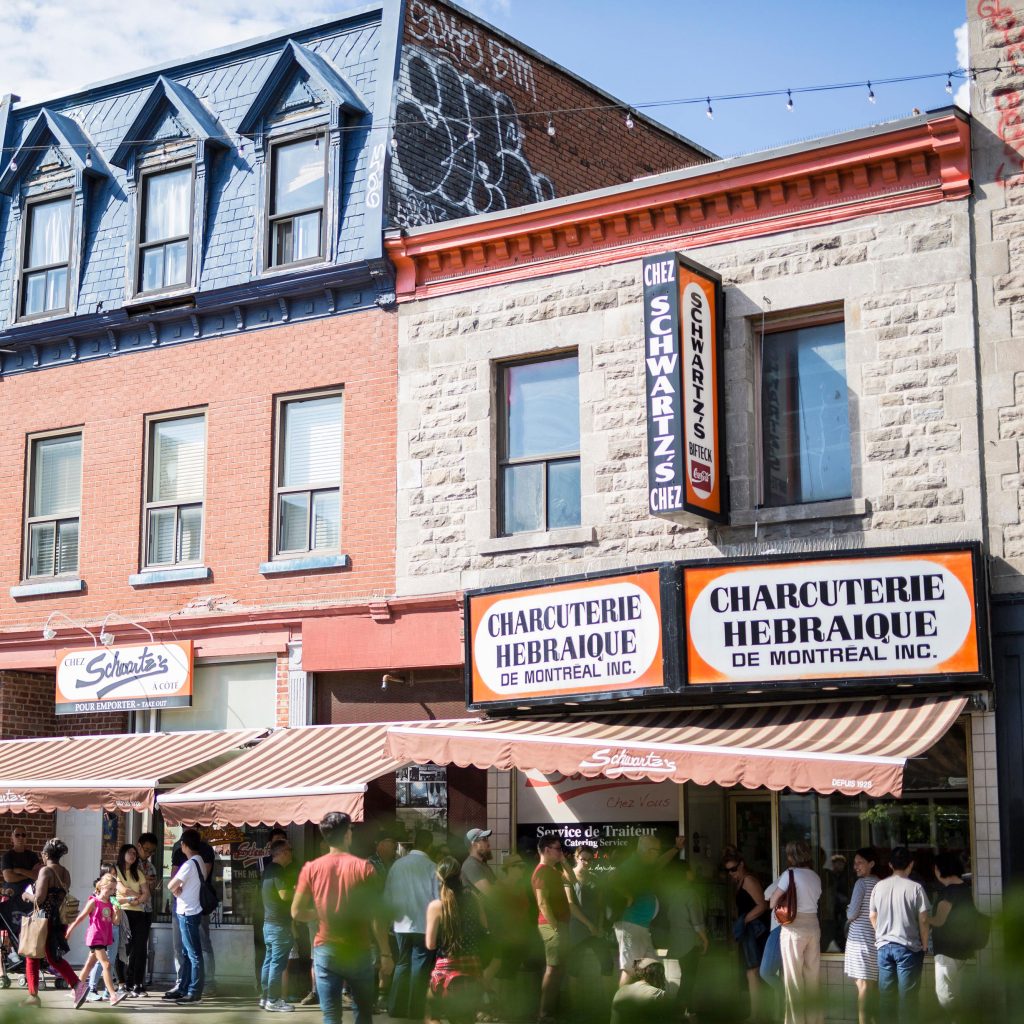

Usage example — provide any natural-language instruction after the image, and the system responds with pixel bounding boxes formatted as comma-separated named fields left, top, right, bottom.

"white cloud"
left=954, top=20, right=970, bottom=112
left=0, top=0, right=371, bottom=105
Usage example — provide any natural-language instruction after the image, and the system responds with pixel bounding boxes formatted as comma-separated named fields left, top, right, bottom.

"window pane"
left=311, top=490, right=340, bottom=551
left=141, top=247, right=164, bottom=293
left=505, top=357, right=580, bottom=459
left=272, top=138, right=324, bottom=215
left=503, top=463, right=543, bottom=535
left=149, top=416, right=205, bottom=503
left=28, top=522, right=56, bottom=577
left=57, top=519, right=79, bottom=574
left=547, top=458, right=581, bottom=529
left=31, top=434, right=81, bottom=517
left=45, top=268, right=68, bottom=311
left=762, top=323, right=851, bottom=506
left=143, top=168, right=191, bottom=243
left=281, top=395, right=342, bottom=488
left=26, top=198, right=71, bottom=269
left=293, top=211, right=321, bottom=262
left=278, top=493, right=310, bottom=553
left=147, top=507, right=176, bottom=565
left=163, top=240, right=188, bottom=287
left=23, top=272, right=46, bottom=316
left=272, top=219, right=293, bottom=266
left=178, top=505, right=203, bottom=563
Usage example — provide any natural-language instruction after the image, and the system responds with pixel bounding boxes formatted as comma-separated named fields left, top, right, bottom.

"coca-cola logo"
left=691, top=461, right=711, bottom=487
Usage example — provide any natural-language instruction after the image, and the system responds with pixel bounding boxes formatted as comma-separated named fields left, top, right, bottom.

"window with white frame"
left=137, top=166, right=192, bottom=294
left=759, top=320, right=851, bottom=507
left=25, top=431, right=81, bottom=578
left=20, top=195, right=72, bottom=318
left=144, top=412, right=206, bottom=568
left=274, top=391, right=342, bottom=557
left=499, top=354, right=581, bottom=535
left=267, top=135, right=326, bottom=268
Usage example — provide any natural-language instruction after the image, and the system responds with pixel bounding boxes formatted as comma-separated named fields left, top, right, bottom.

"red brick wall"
left=0, top=310, right=397, bottom=633
left=390, top=0, right=707, bottom=227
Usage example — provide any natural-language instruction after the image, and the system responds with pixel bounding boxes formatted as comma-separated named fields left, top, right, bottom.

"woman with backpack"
left=114, top=844, right=150, bottom=997
left=929, top=852, right=979, bottom=1022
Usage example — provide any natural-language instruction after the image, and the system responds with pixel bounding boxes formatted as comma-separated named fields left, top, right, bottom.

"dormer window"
left=21, top=194, right=73, bottom=318
left=269, top=135, right=325, bottom=268
left=138, top=166, right=193, bottom=293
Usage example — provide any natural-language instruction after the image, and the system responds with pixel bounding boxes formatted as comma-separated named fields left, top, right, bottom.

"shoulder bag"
left=774, top=869, right=798, bottom=926
left=18, top=910, right=49, bottom=958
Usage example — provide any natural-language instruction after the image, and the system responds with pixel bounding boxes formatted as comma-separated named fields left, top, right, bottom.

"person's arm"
left=425, top=899, right=441, bottom=951
left=33, top=865, right=50, bottom=906
left=168, top=860, right=190, bottom=898
left=563, top=878, right=597, bottom=935
left=655, top=836, right=687, bottom=868
left=928, top=899, right=952, bottom=929
left=919, top=910, right=930, bottom=951
left=846, top=879, right=864, bottom=922
left=535, top=872, right=559, bottom=925
left=66, top=895, right=95, bottom=936
left=290, top=868, right=316, bottom=923
left=742, top=876, right=768, bottom=922
left=869, top=888, right=878, bottom=932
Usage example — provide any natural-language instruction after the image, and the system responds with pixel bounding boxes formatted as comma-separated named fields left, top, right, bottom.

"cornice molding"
left=386, top=113, right=972, bottom=300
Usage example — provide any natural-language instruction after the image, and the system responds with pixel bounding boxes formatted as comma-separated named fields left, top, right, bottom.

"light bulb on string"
left=389, top=136, right=398, bottom=154
left=705, top=97, right=713, bottom=120
left=625, top=110, right=635, bottom=130
left=546, top=118, right=556, bottom=137
left=867, top=81, right=876, bottom=104
left=785, top=89, right=794, bottom=112
left=946, top=73, right=954, bottom=94
left=85, top=150, right=93, bottom=169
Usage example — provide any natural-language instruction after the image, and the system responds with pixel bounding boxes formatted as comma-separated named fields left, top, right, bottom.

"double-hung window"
left=499, top=354, right=581, bottom=535
left=20, top=195, right=72, bottom=318
left=137, top=166, right=192, bottom=294
left=274, top=391, right=342, bottom=556
left=144, top=413, right=206, bottom=568
left=25, top=432, right=81, bottom=578
left=759, top=321, right=851, bottom=507
left=268, top=135, right=325, bottom=268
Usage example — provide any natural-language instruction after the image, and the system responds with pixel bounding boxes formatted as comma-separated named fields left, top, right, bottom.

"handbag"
left=774, top=869, right=798, bottom=926
left=17, top=911, right=49, bottom=958
left=60, top=894, right=80, bottom=926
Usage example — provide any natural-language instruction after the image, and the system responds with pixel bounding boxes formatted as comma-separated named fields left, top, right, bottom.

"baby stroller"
left=0, top=886, right=69, bottom=990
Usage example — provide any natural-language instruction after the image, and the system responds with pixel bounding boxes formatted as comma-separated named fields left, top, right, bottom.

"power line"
left=0, top=65, right=994, bottom=159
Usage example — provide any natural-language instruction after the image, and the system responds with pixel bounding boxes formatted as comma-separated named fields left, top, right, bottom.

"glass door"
left=728, top=792, right=776, bottom=889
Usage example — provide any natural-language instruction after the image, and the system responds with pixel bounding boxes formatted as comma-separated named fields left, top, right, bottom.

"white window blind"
left=149, top=415, right=205, bottom=502
left=281, top=395, right=341, bottom=487
left=31, top=435, right=81, bottom=516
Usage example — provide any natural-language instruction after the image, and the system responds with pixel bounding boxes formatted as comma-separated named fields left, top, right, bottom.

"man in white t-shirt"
left=869, top=846, right=929, bottom=1024
left=168, top=830, right=208, bottom=1004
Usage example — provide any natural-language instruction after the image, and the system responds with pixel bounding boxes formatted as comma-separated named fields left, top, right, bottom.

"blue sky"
left=1, top=0, right=968, bottom=158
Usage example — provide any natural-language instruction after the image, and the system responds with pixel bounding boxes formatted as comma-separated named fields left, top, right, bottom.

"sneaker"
left=162, top=990, right=184, bottom=1000
left=100, top=991, right=110, bottom=1001
left=110, top=991, right=129, bottom=1007
left=299, top=991, right=319, bottom=1006
left=267, top=999, right=295, bottom=1012
left=73, top=980, right=90, bottom=1008
left=176, top=994, right=202, bottom=1004
left=86, top=991, right=103, bottom=1002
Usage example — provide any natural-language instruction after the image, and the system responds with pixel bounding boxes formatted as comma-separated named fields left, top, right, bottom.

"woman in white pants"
left=770, top=841, right=823, bottom=1024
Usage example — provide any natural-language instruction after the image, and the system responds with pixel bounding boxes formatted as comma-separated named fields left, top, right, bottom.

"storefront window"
left=776, top=721, right=969, bottom=952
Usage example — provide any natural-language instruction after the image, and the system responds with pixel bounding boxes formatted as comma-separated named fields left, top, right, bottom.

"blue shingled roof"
left=0, top=108, right=109, bottom=193
left=110, top=76, right=229, bottom=168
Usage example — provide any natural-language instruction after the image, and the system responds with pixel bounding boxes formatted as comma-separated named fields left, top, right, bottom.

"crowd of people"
left=0, top=819, right=985, bottom=1024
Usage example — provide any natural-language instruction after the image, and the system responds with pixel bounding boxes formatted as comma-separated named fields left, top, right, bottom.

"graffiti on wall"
left=977, top=1, right=1024, bottom=185
left=408, top=0, right=537, bottom=99
left=391, top=45, right=555, bottom=227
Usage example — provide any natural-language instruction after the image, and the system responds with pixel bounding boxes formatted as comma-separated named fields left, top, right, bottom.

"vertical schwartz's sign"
left=684, top=547, right=986, bottom=688
left=467, top=571, right=668, bottom=709
left=56, top=640, right=194, bottom=714
left=642, top=251, right=727, bottom=523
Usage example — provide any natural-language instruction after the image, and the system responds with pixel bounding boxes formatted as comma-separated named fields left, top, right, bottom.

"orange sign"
left=684, top=550, right=981, bottom=686
left=469, top=572, right=665, bottom=707
left=56, top=640, right=194, bottom=714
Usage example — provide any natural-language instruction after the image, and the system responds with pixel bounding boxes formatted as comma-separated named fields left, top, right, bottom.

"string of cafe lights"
left=0, top=64, right=996, bottom=165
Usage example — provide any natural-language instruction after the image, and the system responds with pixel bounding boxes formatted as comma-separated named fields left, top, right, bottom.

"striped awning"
left=0, top=729, right=265, bottom=815
left=384, top=697, right=968, bottom=798
left=157, top=721, right=458, bottom=827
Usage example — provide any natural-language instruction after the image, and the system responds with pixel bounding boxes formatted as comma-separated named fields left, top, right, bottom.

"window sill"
left=730, top=497, right=869, bottom=527
left=479, top=526, right=595, bottom=556
left=128, top=566, right=212, bottom=587
left=10, top=578, right=85, bottom=599
left=259, top=554, right=350, bottom=576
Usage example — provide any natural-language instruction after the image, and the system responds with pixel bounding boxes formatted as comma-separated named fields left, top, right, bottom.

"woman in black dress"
left=23, top=838, right=87, bottom=1007
left=725, top=854, right=770, bottom=1023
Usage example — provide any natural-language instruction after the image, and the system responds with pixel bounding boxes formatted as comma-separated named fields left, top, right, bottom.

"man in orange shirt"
left=292, top=812, right=393, bottom=1024
left=532, top=835, right=572, bottom=1024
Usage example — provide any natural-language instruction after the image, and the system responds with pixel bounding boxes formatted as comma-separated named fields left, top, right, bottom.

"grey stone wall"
left=396, top=202, right=978, bottom=596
